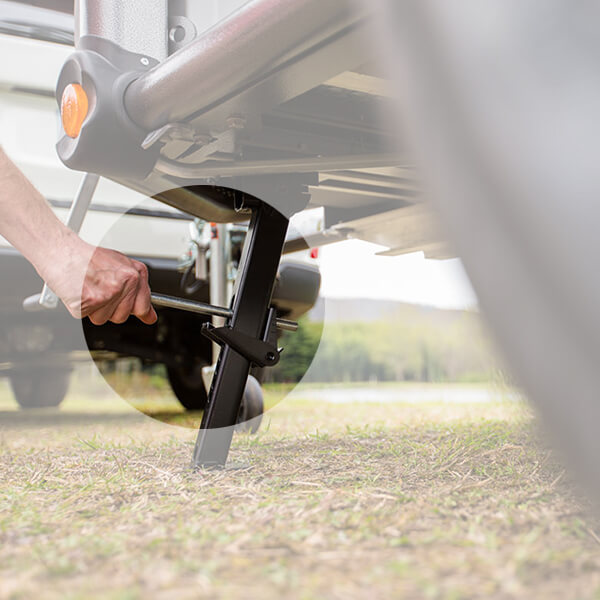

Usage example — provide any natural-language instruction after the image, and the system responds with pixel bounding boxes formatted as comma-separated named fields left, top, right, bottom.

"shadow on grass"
left=0, top=410, right=146, bottom=429
left=136, top=409, right=204, bottom=428
left=0, top=405, right=208, bottom=429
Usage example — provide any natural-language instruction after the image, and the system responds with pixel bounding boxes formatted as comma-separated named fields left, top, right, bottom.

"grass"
left=0, top=375, right=600, bottom=599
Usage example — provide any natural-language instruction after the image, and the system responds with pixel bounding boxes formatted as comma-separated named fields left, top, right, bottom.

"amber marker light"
left=61, top=83, right=89, bottom=138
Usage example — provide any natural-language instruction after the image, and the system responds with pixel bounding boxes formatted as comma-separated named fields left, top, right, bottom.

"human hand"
left=41, top=233, right=157, bottom=325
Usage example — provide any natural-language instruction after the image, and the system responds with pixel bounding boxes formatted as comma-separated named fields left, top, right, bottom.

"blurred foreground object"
left=374, top=1, right=600, bottom=497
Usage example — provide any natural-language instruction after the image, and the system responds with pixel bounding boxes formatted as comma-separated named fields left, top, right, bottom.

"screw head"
left=140, top=57, right=150, bottom=66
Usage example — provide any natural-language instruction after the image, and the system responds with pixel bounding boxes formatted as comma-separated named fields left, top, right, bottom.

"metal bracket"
left=168, top=15, right=197, bottom=54
left=201, top=323, right=281, bottom=368
left=141, top=122, right=205, bottom=150
left=23, top=173, right=100, bottom=312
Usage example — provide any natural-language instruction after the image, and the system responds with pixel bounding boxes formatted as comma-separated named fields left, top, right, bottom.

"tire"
left=9, top=367, right=71, bottom=409
left=236, top=375, right=264, bottom=434
left=167, top=364, right=208, bottom=411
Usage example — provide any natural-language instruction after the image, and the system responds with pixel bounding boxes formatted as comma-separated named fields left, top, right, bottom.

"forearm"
left=0, top=147, right=156, bottom=325
left=0, top=147, right=88, bottom=281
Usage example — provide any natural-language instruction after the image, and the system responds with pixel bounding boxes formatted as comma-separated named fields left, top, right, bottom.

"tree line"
left=268, top=307, right=501, bottom=384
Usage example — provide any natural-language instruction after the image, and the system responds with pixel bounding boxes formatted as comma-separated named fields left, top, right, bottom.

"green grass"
left=0, top=377, right=599, bottom=599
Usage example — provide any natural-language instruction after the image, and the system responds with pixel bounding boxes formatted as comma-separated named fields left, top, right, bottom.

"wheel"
left=236, top=375, right=264, bottom=434
left=9, top=367, right=71, bottom=409
left=166, top=363, right=208, bottom=411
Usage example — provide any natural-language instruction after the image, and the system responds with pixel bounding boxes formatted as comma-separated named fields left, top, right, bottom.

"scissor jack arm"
left=193, top=202, right=289, bottom=468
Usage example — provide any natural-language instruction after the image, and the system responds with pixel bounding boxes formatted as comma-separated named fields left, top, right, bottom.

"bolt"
left=169, top=25, right=187, bottom=44
left=266, top=352, right=276, bottom=363
left=140, top=57, right=150, bottom=67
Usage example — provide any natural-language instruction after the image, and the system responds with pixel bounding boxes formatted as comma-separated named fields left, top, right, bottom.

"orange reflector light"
left=61, top=84, right=89, bottom=138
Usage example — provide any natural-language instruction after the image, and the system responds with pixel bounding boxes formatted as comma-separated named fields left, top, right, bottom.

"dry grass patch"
left=0, top=386, right=599, bottom=599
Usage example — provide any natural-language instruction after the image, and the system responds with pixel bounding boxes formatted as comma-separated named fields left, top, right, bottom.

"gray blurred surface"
left=374, top=1, right=600, bottom=497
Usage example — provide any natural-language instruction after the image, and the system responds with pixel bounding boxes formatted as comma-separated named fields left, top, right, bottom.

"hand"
left=41, top=233, right=157, bottom=325
left=80, top=246, right=158, bottom=325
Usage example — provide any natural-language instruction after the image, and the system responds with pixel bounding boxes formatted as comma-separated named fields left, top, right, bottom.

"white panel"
left=0, top=35, right=71, bottom=92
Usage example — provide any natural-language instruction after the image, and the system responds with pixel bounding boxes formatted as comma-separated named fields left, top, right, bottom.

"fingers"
left=81, top=290, right=116, bottom=324
left=54, top=245, right=158, bottom=326
left=87, top=267, right=138, bottom=325
left=83, top=254, right=156, bottom=326
left=105, top=283, right=137, bottom=324
left=64, top=298, right=84, bottom=320
left=89, top=261, right=156, bottom=326
left=130, top=261, right=157, bottom=325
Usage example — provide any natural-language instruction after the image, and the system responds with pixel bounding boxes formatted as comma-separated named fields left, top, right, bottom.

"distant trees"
left=269, top=307, right=500, bottom=384
left=273, top=319, right=322, bottom=382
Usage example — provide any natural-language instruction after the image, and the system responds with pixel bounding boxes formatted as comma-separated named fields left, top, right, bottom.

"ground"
left=1, top=374, right=599, bottom=599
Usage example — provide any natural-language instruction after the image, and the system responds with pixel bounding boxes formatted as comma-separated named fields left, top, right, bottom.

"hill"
left=309, top=296, right=477, bottom=325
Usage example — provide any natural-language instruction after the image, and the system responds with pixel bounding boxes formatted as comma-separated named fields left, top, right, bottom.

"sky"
left=318, top=239, right=478, bottom=310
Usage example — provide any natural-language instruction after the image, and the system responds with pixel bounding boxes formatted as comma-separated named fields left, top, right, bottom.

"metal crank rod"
left=192, top=203, right=291, bottom=468
left=150, top=294, right=298, bottom=333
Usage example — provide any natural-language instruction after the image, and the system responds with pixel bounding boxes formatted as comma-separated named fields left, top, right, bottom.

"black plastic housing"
left=56, top=36, right=160, bottom=179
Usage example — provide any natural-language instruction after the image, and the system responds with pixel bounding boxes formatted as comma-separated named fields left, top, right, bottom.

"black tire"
left=9, top=367, right=71, bottom=409
left=166, top=364, right=208, bottom=411
left=236, top=375, right=264, bottom=434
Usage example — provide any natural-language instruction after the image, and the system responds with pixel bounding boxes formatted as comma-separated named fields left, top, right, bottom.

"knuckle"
left=97, top=291, right=111, bottom=305
left=111, top=287, right=122, bottom=300
left=122, top=268, right=140, bottom=286
left=85, top=292, right=101, bottom=307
